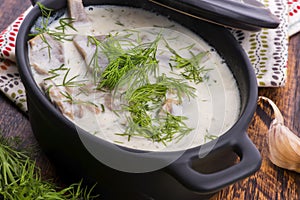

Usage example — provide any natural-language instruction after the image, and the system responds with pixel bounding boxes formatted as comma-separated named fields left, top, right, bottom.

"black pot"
left=16, top=0, right=261, bottom=199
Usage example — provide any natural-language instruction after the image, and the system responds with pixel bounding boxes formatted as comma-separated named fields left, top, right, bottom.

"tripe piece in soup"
left=28, top=3, right=241, bottom=151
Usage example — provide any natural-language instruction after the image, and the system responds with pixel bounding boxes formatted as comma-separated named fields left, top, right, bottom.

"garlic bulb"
left=259, top=96, right=300, bottom=172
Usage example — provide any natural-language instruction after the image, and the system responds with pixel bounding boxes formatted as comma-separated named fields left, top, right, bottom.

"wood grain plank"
left=211, top=33, right=300, bottom=200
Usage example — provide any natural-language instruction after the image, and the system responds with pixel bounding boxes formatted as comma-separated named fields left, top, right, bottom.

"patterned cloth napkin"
left=0, top=1, right=297, bottom=112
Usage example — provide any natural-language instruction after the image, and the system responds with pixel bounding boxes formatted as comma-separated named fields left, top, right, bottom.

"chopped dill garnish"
left=165, top=41, right=210, bottom=84
left=44, top=64, right=68, bottom=81
left=60, top=91, right=73, bottom=102
left=114, top=141, right=124, bottom=144
left=204, top=133, right=218, bottom=143
left=38, top=25, right=211, bottom=144
left=44, top=84, right=54, bottom=96
left=37, top=2, right=52, bottom=26
left=29, top=3, right=77, bottom=58
left=45, top=65, right=87, bottom=88
left=118, top=112, right=192, bottom=145
left=117, top=74, right=196, bottom=143
left=60, top=68, right=87, bottom=88
left=100, top=104, right=105, bottom=112
left=56, top=17, right=77, bottom=33
left=60, top=91, right=98, bottom=108
left=115, top=20, right=124, bottom=26
left=32, top=3, right=76, bottom=41
left=97, top=33, right=161, bottom=90
left=87, top=36, right=103, bottom=83
left=124, top=74, right=196, bottom=113
left=84, top=31, right=210, bottom=144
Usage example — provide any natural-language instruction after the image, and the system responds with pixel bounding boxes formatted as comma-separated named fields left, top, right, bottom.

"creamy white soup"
left=28, top=3, right=240, bottom=151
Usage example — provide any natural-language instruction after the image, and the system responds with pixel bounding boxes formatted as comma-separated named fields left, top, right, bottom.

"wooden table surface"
left=1, top=1, right=300, bottom=199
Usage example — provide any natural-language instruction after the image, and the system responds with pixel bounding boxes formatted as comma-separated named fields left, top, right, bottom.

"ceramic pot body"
left=17, top=0, right=261, bottom=199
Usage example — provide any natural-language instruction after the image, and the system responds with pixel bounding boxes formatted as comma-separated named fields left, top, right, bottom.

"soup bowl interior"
left=16, top=0, right=260, bottom=198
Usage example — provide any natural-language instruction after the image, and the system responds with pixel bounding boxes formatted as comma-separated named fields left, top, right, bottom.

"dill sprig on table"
left=0, top=136, right=98, bottom=199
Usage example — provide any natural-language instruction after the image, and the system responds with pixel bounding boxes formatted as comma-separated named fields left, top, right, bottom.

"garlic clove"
left=269, top=122, right=300, bottom=171
left=259, top=96, right=300, bottom=173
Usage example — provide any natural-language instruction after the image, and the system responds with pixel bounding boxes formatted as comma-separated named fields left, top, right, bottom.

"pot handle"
left=168, top=133, right=261, bottom=194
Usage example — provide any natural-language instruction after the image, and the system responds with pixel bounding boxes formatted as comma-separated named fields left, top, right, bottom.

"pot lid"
left=149, top=0, right=280, bottom=31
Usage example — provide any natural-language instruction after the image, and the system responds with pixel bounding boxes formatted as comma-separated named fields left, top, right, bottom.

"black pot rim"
left=17, top=1, right=258, bottom=148
left=16, top=0, right=260, bottom=194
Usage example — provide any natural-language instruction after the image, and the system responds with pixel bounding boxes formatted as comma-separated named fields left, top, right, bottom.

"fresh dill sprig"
left=37, top=2, right=52, bottom=26
left=155, top=112, right=193, bottom=143
left=56, top=17, right=77, bottom=34
left=155, top=74, right=196, bottom=101
left=115, top=20, right=124, bottom=26
left=204, top=133, right=218, bottom=143
left=36, top=32, right=53, bottom=60
left=29, top=3, right=76, bottom=58
left=97, top=33, right=161, bottom=90
left=60, top=91, right=99, bottom=108
left=87, top=36, right=103, bottom=83
left=118, top=74, right=196, bottom=143
left=100, top=104, right=105, bottom=112
left=32, top=3, right=76, bottom=41
left=0, top=135, right=98, bottom=199
left=118, top=112, right=193, bottom=145
left=124, top=74, right=196, bottom=110
left=44, top=65, right=87, bottom=88
left=44, top=84, right=54, bottom=97
left=113, top=61, right=158, bottom=97
left=60, top=90, right=73, bottom=102
left=60, top=68, right=87, bottom=88
left=165, top=41, right=210, bottom=84
left=44, top=64, right=68, bottom=81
